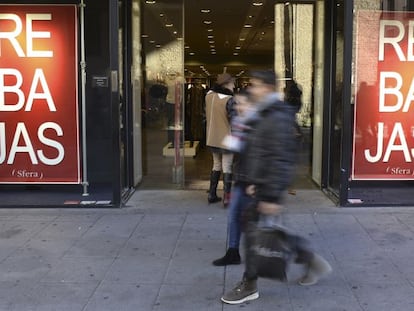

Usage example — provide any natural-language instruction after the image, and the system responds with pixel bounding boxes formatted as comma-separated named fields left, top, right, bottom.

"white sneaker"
left=298, top=254, right=332, bottom=286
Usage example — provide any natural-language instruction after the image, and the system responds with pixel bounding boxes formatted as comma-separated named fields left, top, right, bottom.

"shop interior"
left=137, top=0, right=321, bottom=192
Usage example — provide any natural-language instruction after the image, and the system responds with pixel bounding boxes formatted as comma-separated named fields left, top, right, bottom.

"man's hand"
left=257, top=201, right=283, bottom=215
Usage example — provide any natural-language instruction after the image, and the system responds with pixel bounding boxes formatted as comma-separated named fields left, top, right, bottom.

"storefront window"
left=352, top=0, right=414, bottom=181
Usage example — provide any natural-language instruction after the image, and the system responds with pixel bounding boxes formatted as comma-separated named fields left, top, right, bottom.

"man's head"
left=248, top=70, right=278, bottom=102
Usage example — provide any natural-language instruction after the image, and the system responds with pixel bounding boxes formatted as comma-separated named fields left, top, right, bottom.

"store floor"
left=138, top=127, right=317, bottom=191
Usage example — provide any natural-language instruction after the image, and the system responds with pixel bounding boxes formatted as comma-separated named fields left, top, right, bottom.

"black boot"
left=208, top=170, right=222, bottom=203
left=212, top=248, right=241, bottom=266
left=223, top=173, right=232, bottom=208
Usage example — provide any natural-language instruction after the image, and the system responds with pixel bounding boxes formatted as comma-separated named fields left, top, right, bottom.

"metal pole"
left=80, top=0, right=89, bottom=196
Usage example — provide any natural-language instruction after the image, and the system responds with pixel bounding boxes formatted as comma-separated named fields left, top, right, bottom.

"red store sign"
left=0, top=5, right=80, bottom=184
left=353, top=11, right=414, bottom=180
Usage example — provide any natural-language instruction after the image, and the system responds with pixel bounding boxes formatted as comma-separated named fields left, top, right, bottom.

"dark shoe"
left=298, top=253, right=332, bottom=286
left=221, top=278, right=258, bottom=304
left=208, top=195, right=222, bottom=203
left=212, top=248, right=241, bottom=266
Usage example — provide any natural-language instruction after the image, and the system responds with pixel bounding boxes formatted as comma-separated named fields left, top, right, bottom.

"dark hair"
left=249, top=70, right=278, bottom=86
left=285, top=80, right=303, bottom=113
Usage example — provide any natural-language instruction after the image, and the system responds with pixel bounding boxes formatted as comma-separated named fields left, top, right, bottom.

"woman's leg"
left=221, top=153, right=234, bottom=207
left=208, top=152, right=222, bottom=203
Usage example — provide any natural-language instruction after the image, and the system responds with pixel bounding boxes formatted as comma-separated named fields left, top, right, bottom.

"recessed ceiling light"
left=207, top=29, right=213, bottom=32
left=189, top=52, right=195, bottom=55
left=244, top=24, right=252, bottom=28
left=141, top=34, right=149, bottom=38
left=235, top=46, right=241, bottom=50
left=149, top=40, right=155, bottom=43
left=185, top=45, right=190, bottom=49
left=208, top=41, right=215, bottom=44
left=159, top=13, right=164, bottom=17
left=165, top=23, right=173, bottom=27
left=155, top=44, right=161, bottom=48
left=201, top=9, right=211, bottom=13
left=253, top=2, right=263, bottom=6
left=146, top=0, right=156, bottom=4
left=208, top=35, right=214, bottom=38
left=239, top=38, right=245, bottom=41
left=233, top=52, right=239, bottom=56
left=203, top=20, right=212, bottom=25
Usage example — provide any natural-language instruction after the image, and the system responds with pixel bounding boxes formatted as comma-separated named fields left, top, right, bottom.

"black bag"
left=249, top=227, right=294, bottom=281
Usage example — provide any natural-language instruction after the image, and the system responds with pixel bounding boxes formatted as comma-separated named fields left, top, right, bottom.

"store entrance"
left=136, top=0, right=323, bottom=192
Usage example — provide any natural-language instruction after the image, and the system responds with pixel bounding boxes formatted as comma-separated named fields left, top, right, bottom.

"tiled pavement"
left=0, top=189, right=414, bottom=310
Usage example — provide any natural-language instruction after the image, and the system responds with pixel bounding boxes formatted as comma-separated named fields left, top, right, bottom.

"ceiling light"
left=209, top=41, right=215, bottom=44
left=253, top=2, right=263, bottom=6
left=146, top=0, right=156, bottom=4
left=208, top=35, right=214, bottom=38
left=189, top=52, right=195, bottom=55
left=185, top=45, right=190, bottom=49
left=149, top=40, right=155, bottom=43
left=207, top=29, right=213, bottom=32
left=165, top=23, right=173, bottom=27
left=239, top=38, right=245, bottom=41
left=244, top=24, right=252, bottom=28
left=235, top=46, right=241, bottom=50
left=141, top=34, right=149, bottom=38
left=203, top=20, right=212, bottom=25
left=233, top=52, right=239, bottom=56
left=201, top=9, right=211, bottom=13
left=155, top=44, right=161, bottom=48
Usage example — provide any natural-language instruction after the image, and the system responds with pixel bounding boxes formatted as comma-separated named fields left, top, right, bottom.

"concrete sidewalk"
left=1, top=189, right=414, bottom=310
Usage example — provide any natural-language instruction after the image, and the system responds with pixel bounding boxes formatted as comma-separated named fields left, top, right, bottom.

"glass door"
left=139, top=0, right=185, bottom=188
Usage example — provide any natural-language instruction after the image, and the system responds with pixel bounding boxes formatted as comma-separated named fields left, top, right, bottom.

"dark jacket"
left=235, top=93, right=299, bottom=203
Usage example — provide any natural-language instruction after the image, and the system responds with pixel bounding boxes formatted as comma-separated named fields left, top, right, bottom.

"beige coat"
left=205, top=91, right=232, bottom=149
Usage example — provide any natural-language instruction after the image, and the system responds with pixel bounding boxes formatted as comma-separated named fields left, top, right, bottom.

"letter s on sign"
left=37, top=122, right=64, bottom=165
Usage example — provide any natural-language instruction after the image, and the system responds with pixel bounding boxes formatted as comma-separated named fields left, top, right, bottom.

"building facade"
left=0, top=0, right=413, bottom=207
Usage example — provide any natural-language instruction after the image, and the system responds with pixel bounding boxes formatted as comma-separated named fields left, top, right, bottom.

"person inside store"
left=221, top=70, right=332, bottom=305
left=205, top=72, right=237, bottom=207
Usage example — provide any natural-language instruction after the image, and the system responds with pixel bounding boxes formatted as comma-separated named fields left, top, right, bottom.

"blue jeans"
left=228, top=183, right=253, bottom=249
